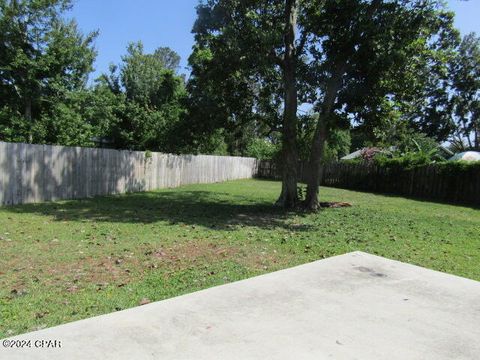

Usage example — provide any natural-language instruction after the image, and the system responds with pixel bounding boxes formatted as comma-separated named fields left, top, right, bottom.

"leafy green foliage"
left=371, top=127, right=446, bottom=169
left=307, top=0, right=459, bottom=142
left=0, top=0, right=97, bottom=143
left=39, top=91, right=96, bottom=146
left=373, top=155, right=480, bottom=175
left=185, top=0, right=468, bottom=209
left=323, top=130, right=352, bottom=162
left=185, top=0, right=284, bottom=156
left=435, top=160, right=480, bottom=174
left=450, top=32, right=480, bottom=150
left=0, top=2, right=187, bottom=152
left=97, top=42, right=187, bottom=151
left=374, top=152, right=438, bottom=169
left=0, top=106, right=27, bottom=142
left=297, top=113, right=351, bottom=161
left=245, top=138, right=280, bottom=160
left=196, top=128, right=229, bottom=156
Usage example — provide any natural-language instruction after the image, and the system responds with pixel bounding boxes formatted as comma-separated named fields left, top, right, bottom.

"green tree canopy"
left=450, top=32, right=480, bottom=150
left=98, top=42, right=187, bottom=151
left=187, top=0, right=461, bottom=209
left=0, top=0, right=97, bottom=143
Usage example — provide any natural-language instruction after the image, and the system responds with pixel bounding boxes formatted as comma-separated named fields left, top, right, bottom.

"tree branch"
left=269, top=49, right=285, bottom=69
left=295, top=32, right=308, bottom=57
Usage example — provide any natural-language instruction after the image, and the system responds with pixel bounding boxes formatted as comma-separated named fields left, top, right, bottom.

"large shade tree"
left=187, top=0, right=311, bottom=208
left=0, top=0, right=97, bottom=143
left=301, top=0, right=459, bottom=209
left=187, top=0, right=460, bottom=210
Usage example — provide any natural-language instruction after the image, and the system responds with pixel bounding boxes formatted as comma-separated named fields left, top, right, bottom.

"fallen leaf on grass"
left=10, top=289, right=28, bottom=297
left=154, top=250, right=167, bottom=258
left=139, top=298, right=151, bottom=306
left=35, top=311, right=49, bottom=319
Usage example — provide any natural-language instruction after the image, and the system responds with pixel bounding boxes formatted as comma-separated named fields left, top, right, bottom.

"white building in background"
left=449, top=151, right=480, bottom=162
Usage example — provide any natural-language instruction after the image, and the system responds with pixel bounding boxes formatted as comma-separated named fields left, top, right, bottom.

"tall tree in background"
left=347, top=3, right=460, bottom=148
left=98, top=42, right=186, bottom=151
left=451, top=33, right=480, bottom=149
left=0, top=0, right=97, bottom=143
left=153, top=47, right=181, bottom=72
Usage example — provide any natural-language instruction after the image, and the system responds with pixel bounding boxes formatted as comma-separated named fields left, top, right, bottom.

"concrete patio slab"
left=2, top=251, right=480, bottom=360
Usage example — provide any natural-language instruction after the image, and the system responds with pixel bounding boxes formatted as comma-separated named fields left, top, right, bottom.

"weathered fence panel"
left=0, top=141, right=259, bottom=206
left=257, top=160, right=480, bottom=206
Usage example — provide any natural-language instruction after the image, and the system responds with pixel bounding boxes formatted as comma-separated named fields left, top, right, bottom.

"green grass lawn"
left=1, top=179, right=479, bottom=337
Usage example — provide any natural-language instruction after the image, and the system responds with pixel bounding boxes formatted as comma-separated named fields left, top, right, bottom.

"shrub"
left=374, top=152, right=434, bottom=170
left=435, top=160, right=480, bottom=175
left=245, top=138, right=280, bottom=160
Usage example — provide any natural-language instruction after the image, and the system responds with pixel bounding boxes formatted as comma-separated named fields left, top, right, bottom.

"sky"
left=67, top=0, right=198, bottom=80
left=67, top=0, right=480, bottom=81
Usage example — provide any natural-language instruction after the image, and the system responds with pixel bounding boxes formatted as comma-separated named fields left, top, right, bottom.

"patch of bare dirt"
left=320, top=202, right=352, bottom=208
left=142, top=241, right=240, bottom=267
left=2, top=241, right=242, bottom=296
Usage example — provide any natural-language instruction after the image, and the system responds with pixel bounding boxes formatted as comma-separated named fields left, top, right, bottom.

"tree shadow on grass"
left=5, top=190, right=315, bottom=232
left=375, top=191, right=480, bottom=211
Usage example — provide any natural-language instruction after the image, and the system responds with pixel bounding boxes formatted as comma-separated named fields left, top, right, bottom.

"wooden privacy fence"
left=256, top=160, right=309, bottom=182
left=0, top=141, right=259, bottom=206
left=257, top=160, right=480, bottom=206
left=322, top=162, right=480, bottom=205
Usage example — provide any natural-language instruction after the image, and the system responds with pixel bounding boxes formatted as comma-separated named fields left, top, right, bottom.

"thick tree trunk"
left=304, top=67, right=344, bottom=211
left=304, top=117, right=327, bottom=210
left=304, top=0, right=383, bottom=210
left=276, top=0, right=299, bottom=209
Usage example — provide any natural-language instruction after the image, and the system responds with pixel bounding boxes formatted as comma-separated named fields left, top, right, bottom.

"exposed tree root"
left=298, top=200, right=352, bottom=212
